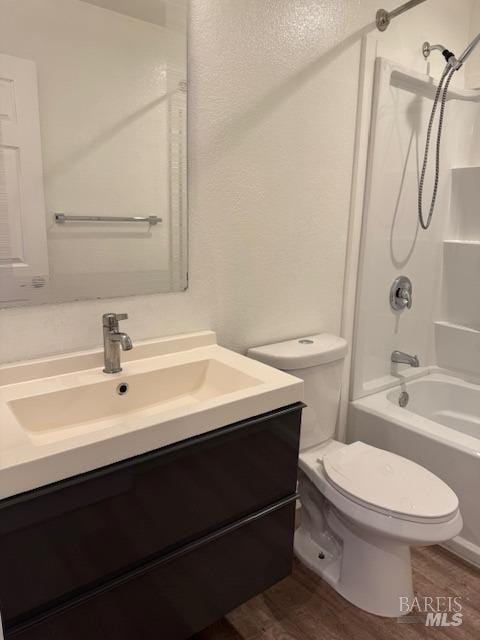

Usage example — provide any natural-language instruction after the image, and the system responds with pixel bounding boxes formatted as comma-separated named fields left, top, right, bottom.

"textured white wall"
left=0, top=0, right=475, bottom=363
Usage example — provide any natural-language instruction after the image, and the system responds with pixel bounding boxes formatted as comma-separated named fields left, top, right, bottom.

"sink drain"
left=116, top=382, right=129, bottom=396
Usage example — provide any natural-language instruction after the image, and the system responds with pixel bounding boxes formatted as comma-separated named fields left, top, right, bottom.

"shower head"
left=422, top=42, right=461, bottom=69
left=423, top=33, right=480, bottom=71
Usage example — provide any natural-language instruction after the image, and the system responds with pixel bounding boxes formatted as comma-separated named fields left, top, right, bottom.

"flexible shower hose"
left=418, top=65, right=456, bottom=230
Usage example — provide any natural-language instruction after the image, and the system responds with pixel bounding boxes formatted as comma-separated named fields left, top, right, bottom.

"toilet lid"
left=323, top=442, right=459, bottom=520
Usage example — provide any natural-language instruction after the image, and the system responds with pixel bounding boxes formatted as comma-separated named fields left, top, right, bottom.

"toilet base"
left=294, top=514, right=414, bottom=617
left=295, top=474, right=414, bottom=618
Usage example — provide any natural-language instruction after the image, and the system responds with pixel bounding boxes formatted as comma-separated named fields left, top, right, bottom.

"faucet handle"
left=103, top=312, right=128, bottom=329
left=398, top=288, right=412, bottom=309
left=390, top=276, right=413, bottom=312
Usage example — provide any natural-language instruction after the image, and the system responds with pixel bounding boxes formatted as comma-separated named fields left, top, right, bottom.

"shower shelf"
left=435, top=322, right=480, bottom=378
left=435, top=320, right=480, bottom=333
left=442, top=242, right=480, bottom=332
left=443, top=239, right=480, bottom=245
left=450, top=168, right=480, bottom=240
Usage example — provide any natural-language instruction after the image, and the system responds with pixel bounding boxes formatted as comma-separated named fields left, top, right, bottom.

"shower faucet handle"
left=398, top=288, right=412, bottom=309
left=390, top=276, right=413, bottom=311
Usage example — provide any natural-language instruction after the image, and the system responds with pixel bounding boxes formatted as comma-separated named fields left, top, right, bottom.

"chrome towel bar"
left=55, top=213, right=161, bottom=225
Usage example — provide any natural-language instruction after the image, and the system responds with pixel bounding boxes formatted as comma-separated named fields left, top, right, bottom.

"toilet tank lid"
left=247, top=334, right=348, bottom=370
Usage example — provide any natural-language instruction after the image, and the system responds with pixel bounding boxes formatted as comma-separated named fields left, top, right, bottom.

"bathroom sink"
left=9, top=359, right=261, bottom=433
left=0, top=331, right=303, bottom=499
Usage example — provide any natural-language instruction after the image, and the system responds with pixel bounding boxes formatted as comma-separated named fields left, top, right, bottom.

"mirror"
left=0, top=0, right=188, bottom=306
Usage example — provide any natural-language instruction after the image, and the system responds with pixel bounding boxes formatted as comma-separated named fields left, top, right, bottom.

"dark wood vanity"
left=0, top=404, right=302, bottom=640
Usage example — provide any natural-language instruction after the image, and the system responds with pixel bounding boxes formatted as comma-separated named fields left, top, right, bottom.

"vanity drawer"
left=0, top=404, right=301, bottom=626
left=7, top=499, right=296, bottom=640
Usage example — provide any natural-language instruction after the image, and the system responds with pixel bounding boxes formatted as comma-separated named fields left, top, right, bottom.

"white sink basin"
left=0, top=331, right=303, bottom=499
left=9, top=359, right=261, bottom=434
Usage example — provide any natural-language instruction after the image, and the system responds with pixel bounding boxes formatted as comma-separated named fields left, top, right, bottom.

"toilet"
left=248, top=334, right=463, bottom=618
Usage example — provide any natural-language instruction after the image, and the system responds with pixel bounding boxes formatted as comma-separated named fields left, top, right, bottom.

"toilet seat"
left=322, top=442, right=459, bottom=523
left=300, top=441, right=459, bottom=526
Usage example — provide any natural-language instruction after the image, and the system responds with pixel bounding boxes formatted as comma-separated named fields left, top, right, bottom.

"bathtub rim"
left=353, top=365, right=480, bottom=401
left=351, top=369, right=480, bottom=460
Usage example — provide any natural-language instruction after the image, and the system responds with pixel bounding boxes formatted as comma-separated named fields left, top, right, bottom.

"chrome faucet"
left=391, top=350, right=420, bottom=368
left=102, top=313, right=133, bottom=374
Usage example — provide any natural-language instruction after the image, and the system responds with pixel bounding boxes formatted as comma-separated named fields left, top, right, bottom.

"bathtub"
left=348, top=370, right=480, bottom=567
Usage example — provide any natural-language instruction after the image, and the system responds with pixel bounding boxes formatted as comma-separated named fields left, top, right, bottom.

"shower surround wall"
left=436, top=165, right=480, bottom=375
left=434, top=99, right=480, bottom=379
left=0, top=0, right=475, bottom=364
left=352, top=57, right=480, bottom=399
left=348, top=58, right=480, bottom=566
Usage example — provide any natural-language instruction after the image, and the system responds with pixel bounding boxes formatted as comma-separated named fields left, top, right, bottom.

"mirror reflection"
left=0, top=0, right=188, bottom=306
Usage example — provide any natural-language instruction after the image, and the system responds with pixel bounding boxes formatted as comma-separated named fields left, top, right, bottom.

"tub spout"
left=391, top=351, right=420, bottom=368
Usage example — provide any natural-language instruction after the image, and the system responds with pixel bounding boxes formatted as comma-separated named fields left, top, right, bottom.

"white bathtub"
left=348, top=370, right=480, bottom=567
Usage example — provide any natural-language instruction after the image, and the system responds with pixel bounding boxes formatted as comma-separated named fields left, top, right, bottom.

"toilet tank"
left=248, top=335, right=348, bottom=451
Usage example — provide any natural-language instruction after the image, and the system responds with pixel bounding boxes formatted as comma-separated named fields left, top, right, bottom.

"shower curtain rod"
left=376, top=0, right=428, bottom=32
